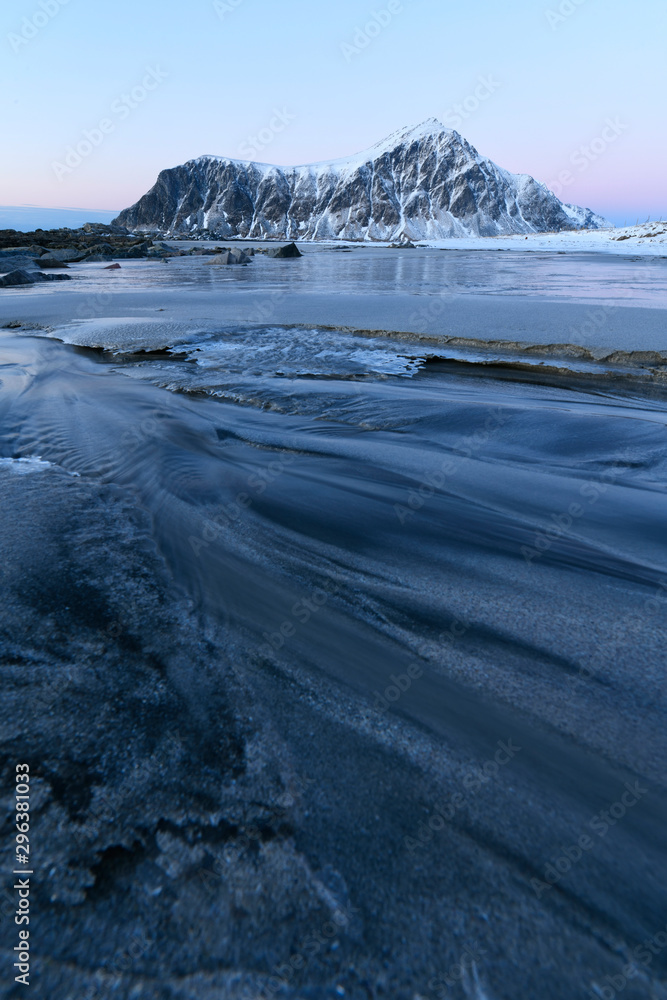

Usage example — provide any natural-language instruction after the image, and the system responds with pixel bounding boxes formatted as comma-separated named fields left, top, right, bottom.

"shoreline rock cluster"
left=0, top=224, right=303, bottom=285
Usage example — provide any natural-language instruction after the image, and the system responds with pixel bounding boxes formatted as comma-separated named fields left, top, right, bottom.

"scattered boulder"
left=0, top=247, right=37, bottom=258
left=81, top=243, right=115, bottom=258
left=205, top=250, right=251, bottom=265
left=146, top=246, right=180, bottom=258
left=0, top=269, right=35, bottom=286
left=0, top=267, right=72, bottom=286
left=104, top=263, right=121, bottom=270
left=147, top=242, right=181, bottom=257
left=82, top=222, right=129, bottom=235
left=37, top=258, right=69, bottom=268
left=267, top=242, right=302, bottom=258
left=123, top=242, right=152, bottom=258
left=0, top=255, right=40, bottom=273
left=39, top=248, right=86, bottom=263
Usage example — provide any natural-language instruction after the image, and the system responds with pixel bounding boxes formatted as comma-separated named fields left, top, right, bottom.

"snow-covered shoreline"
left=418, top=222, right=667, bottom=256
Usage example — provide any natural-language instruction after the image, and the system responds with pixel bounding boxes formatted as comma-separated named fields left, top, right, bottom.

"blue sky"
left=1, top=0, right=665, bottom=225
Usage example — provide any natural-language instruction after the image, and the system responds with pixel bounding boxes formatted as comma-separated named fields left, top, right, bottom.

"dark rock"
left=40, top=248, right=86, bottom=263
left=104, top=263, right=121, bottom=270
left=82, top=221, right=129, bottom=235
left=267, top=242, right=302, bottom=258
left=0, top=254, right=40, bottom=273
left=121, top=242, right=152, bottom=258
left=0, top=269, right=35, bottom=286
left=37, top=258, right=69, bottom=268
left=0, top=247, right=36, bottom=258
left=82, top=242, right=116, bottom=257
left=205, top=250, right=251, bottom=265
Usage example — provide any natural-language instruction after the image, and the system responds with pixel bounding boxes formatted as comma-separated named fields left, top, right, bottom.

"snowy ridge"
left=115, top=119, right=610, bottom=240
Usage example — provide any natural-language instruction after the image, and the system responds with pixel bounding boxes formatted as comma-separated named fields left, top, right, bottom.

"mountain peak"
left=366, top=118, right=453, bottom=154
left=116, top=123, right=610, bottom=239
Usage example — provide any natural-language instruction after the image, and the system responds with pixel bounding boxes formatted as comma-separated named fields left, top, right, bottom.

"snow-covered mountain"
left=114, top=119, right=610, bottom=240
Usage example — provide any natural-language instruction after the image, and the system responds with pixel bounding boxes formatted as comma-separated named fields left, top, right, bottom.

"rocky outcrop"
left=0, top=268, right=36, bottom=286
left=0, top=224, right=181, bottom=260
left=267, top=242, right=302, bottom=258
left=205, top=250, right=251, bottom=265
left=0, top=268, right=71, bottom=286
left=114, top=119, right=610, bottom=240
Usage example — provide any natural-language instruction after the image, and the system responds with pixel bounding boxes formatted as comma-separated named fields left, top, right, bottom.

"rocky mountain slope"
left=115, top=119, right=610, bottom=241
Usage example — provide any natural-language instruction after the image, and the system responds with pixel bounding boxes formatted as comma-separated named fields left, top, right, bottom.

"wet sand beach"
left=1, top=245, right=666, bottom=999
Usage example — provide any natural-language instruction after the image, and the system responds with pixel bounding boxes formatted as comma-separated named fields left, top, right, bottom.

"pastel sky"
left=1, top=0, right=665, bottom=226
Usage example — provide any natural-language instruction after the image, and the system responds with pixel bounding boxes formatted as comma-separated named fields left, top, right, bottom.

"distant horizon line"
left=1, top=205, right=121, bottom=213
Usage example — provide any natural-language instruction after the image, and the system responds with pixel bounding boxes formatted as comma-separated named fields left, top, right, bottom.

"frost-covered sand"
left=420, top=220, right=667, bottom=255
left=1, top=244, right=667, bottom=1000
left=2, top=240, right=667, bottom=361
